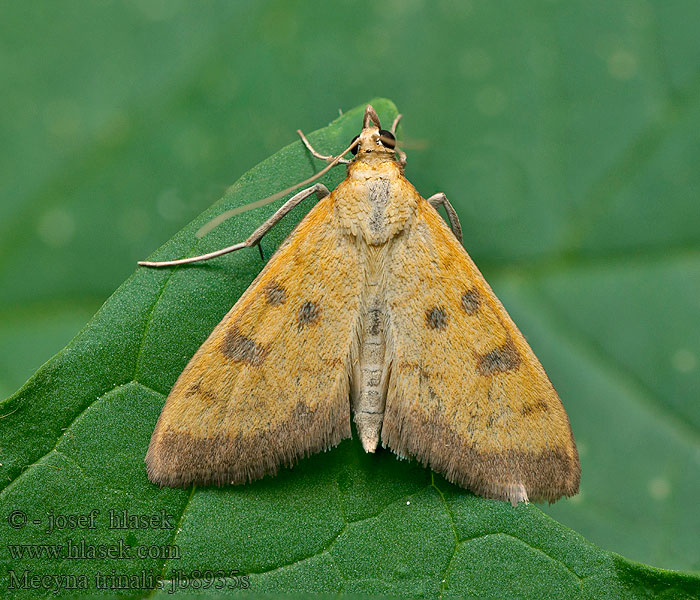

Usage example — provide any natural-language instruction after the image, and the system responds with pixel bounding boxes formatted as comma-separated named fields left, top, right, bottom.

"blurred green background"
left=1, top=0, right=698, bottom=573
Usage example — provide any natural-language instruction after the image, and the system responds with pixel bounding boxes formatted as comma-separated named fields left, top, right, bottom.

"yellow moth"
left=140, top=105, right=580, bottom=506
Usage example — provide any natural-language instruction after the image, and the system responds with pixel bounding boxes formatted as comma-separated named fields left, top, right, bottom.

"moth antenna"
left=195, top=137, right=360, bottom=238
left=297, top=129, right=350, bottom=164
left=390, top=113, right=402, bottom=135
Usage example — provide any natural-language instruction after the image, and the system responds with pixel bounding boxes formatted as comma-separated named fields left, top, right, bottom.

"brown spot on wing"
left=297, top=300, right=320, bottom=329
left=264, top=281, right=287, bottom=306
left=221, top=327, right=268, bottom=366
left=426, top=306, right=448, bottom=330
left=461, top=288, right=481, bottom=315
left=323, top=357, right=344, bottom=369
left=521, top=398, right=549, bottom=416
left=476, top=337, right=521, bottom=375
left=184, top=380, right=202, bottom=397
left=184, top=379, right=217, bottom=405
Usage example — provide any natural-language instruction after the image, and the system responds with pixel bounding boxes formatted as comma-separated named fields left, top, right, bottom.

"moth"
left=141, top=105, right=580, bottom=505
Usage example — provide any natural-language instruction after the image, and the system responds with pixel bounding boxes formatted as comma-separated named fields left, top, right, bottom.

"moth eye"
left=350, top=134, right=360, bottom=155
left=378, top=129, right=396, bottom=149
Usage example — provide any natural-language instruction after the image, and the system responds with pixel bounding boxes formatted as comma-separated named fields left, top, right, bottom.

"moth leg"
left=386, top=114, right=409, bottom=167
left=138, top=183, right=330, bottom=267
left=426, top=192, right=463, bottom=244
left=297, top=129, right=350, bottom=165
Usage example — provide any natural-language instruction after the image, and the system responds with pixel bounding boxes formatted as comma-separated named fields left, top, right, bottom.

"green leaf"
left=1, top=100, right=697, bottom=599
left=4, top=3, right=700, bottom=575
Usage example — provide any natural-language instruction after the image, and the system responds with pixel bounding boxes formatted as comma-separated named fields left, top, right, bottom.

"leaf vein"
left=431, top=476, right=460, bottom=599
left=0, top=381, right=137, bottom=497
left=149, top=485, right=197, bottom=597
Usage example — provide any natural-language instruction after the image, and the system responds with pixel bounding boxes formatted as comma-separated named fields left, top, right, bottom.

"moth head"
left=349, top=104, right=397, bottom=161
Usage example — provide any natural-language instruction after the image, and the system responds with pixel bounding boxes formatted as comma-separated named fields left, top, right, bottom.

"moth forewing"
left=143, top=104, right=580, bottom=505
left=381, top=199, right=580, bottom=505
left=145, top=197, right=362, bottom=487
